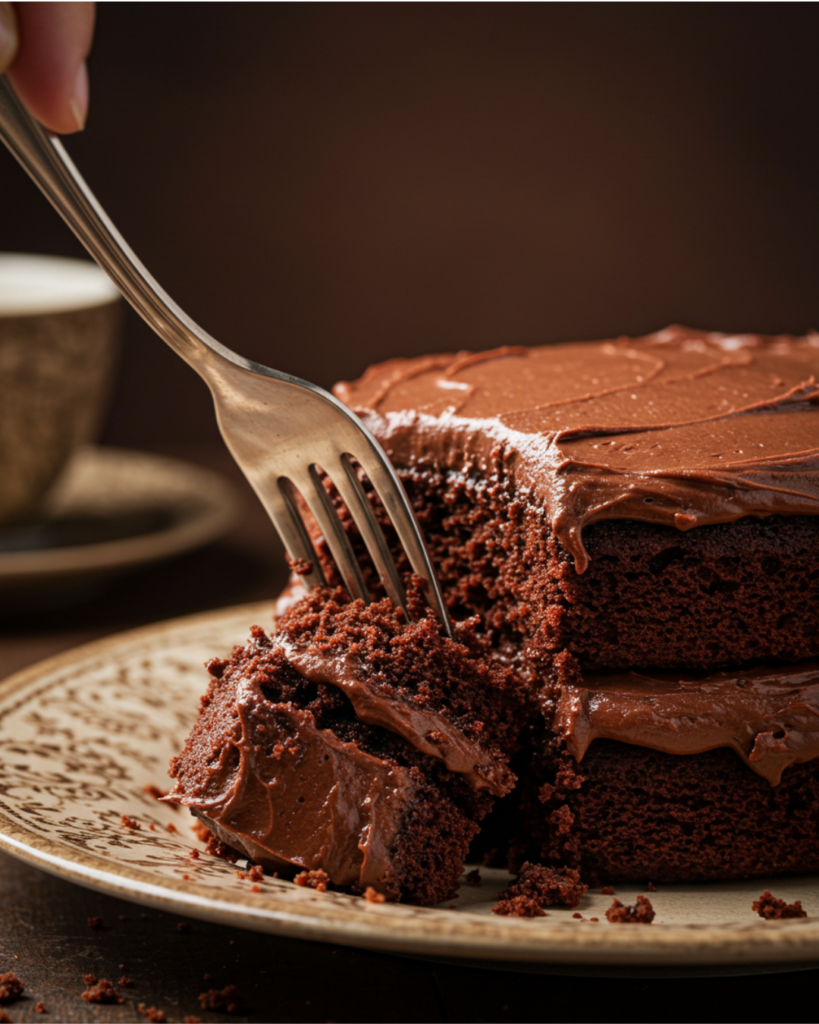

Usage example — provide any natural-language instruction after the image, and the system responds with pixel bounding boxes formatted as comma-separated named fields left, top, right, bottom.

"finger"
left=8, top=2, right=96, bottom=134
left=0, top=3, right=19, bottom=74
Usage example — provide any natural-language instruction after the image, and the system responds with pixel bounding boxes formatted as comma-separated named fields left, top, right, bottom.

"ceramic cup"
left=0, top=253, right=121, bottom=526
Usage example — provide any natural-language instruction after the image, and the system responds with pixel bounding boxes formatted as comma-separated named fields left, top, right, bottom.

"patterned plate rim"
left=0, top=602, right=818, bottom=968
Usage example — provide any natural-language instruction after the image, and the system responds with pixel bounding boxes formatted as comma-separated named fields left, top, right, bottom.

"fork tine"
left=332, top=453, right=409, bottom=617
left=350, top=447, right=452, bottom=638
left=294, top=465, right=369, bottom=604
left=269, top=479, right=326, bottom=587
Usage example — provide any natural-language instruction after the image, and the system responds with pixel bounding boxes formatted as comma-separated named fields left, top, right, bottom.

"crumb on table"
left=138, top=1003, right=166, bottom=1022
left=82, top=979, right=123, bottom=1004
left=198, top=985, right=243, bottom=1014
left=0, top=971, right=24, bottom=1003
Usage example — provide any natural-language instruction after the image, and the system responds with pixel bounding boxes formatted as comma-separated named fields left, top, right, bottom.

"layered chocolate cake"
left=168, top=585, right=524, bottom=904
left=170, top=325, right=819, bottom=899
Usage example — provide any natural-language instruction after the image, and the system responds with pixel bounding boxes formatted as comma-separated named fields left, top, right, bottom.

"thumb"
left=0, top=2, right=19, bottom=74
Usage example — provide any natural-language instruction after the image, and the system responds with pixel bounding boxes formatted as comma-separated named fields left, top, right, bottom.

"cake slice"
left=167, top=586, right=525, bottom=904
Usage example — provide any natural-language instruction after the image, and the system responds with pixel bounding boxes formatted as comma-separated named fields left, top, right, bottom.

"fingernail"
left=69, top=62, right=89, bottom=132
left=0, top=2, right=19, bottom=73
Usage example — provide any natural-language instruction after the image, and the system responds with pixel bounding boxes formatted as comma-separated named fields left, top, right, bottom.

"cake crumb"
left=0, top=971, right=23, bottom=1003
left=198, top=985, right=243, bottom=1014
left=463, top=869, right=482, bottom=886
left=288, top=556, right=314, bottom=576
left=752, top=890, right=808, bottom=920
left=647, top=881, right=658, bottom=892
left=363, top=886, right=386, bottom=903
left=572, top=912, right=583, bottom=919
left=138, top=1004, right=166, bottom=1023
left=87, top=916, right=104, bottom=930
left=121, top=814, right=141, bottom=831
left=294, top=869, right=329, bottom=892
left=601, top=886, right=615, bottom=895
left=248, top=864, right=264, bottom=882
left=590, top=917, right=599, bottom=922
left=252, top=883, right=261, bottom=893
left=204, top=833, right=239, bottom=862
left=82, top=974, right=96, bottom=986
left=167, top=823, right=178, bottom=833
left=493, top=862, right=587, bottom=916
left=35, top=1001, right=46, bottom=1013
left=606, top=895, right=655, bottom=924
left=0, top=1010, right=10, bottom=1023
left=82, top=979, right=123, bottom=1004
left=492, top=895, right=545, bottom=917
left=119, top=976, right=133, bottom=987
left=189, top=849, right=200, bottom=860
left=183, top=1017, right=202, bottom=1024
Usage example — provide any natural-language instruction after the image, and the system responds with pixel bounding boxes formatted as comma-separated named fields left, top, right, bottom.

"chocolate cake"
left=168, top=585, right=524, bottom=904
left=171, top=324, right=819, bottom=898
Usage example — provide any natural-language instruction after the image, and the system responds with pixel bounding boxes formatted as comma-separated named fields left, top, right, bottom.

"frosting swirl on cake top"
left=335, top=325, right=819, bottom=571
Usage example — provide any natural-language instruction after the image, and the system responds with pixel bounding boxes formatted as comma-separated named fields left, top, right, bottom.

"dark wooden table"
left=1, top=443, right=817, bottom=1023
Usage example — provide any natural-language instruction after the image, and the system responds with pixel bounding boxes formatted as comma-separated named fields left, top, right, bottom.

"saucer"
left=0, top=446, right=241, bottom=604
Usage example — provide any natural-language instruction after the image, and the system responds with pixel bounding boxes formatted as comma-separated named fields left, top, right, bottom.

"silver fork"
left=0, top=76, right=451, bottom=635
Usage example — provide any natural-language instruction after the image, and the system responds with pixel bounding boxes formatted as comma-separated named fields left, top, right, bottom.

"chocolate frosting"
left=554, top=662, right=819, bottom=785
left=170, top=675, right=415, bottom=895
left=335, top=325, right=819, bottom=571
left=279, top=639, right=515, bottom=796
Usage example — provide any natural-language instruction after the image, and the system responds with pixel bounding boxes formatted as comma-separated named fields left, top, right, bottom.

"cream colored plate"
left=0, top=602, right=818, bottom=970
left=0, top=446, right=240, bottom=596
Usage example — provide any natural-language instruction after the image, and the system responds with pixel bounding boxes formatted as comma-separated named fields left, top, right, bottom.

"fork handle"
left=0, top=75, right=242, bottom=378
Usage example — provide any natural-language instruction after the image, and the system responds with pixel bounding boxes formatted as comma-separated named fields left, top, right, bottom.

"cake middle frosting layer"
left=336, top=325, right=819, bottom=572
left=550, top=661, right=819, bottom=786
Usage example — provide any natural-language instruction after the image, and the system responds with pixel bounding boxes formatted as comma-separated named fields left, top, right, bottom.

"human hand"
left=0, top=2, right=95, bottom=134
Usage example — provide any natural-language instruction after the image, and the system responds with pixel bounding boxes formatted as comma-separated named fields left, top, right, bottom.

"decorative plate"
left=0, top=446, right=240, bottom=603
left=0, top=602, right=818, bottom=971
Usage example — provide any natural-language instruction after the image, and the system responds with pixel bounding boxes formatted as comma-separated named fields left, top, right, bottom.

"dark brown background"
left=2, top=4, right=819, bottom=1021
left=2, top=2, right=819, bottom=448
